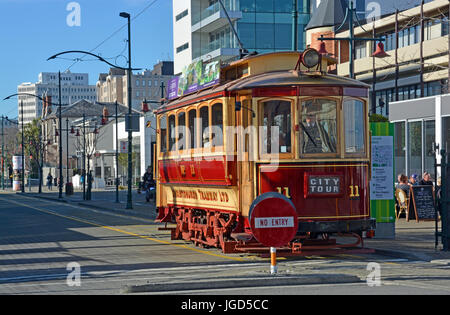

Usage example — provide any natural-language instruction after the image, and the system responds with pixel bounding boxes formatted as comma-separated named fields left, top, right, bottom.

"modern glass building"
left=236, top=0, right=311, bottom=54
left=173, top=0, right=312, bottom=74
left=390, top=94, right=450, bottom=180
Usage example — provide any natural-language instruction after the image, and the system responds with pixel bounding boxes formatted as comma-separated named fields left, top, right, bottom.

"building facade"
left=96, top=61, right=175, bottom=110
left=173, top=0, right=312, bottom=74
left=17, top=71, right=97, bottom=125
left=307, top=0, right=449, bottom=115
left=389, top=94, right=450, bottom=180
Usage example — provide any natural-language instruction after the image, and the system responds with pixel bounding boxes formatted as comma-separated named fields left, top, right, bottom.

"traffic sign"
left=249, top=192, right=298, bottom=247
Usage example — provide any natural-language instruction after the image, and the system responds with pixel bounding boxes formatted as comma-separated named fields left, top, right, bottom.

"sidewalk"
left=365, top=219, right=450, bottom=262
left=17, top=186, right=157, bottom=221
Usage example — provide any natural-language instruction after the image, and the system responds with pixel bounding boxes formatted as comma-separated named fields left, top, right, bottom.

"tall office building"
left=17, top=71, right=96, bottom=125
left=97, top=61, right=174, bottom=110
left=173, top=0, right=312, bottom=74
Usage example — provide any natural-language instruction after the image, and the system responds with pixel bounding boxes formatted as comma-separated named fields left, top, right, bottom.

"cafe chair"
left=395, top=188, right=409, bottom=219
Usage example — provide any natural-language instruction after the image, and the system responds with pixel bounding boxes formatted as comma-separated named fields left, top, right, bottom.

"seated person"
left=409, top=174, right=418, bottom=186
left=397, top=174, right=410, bottom=196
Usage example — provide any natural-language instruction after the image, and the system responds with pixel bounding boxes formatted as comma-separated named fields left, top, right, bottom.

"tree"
left=369, top=113, right=389, bottom=122
left=18, top=118, right=51, bottom=193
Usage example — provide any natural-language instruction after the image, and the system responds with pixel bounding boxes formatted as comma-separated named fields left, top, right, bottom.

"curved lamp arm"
left=47, top=50, right=142, bottom=71
left=3, top=93, right=69, bottom=106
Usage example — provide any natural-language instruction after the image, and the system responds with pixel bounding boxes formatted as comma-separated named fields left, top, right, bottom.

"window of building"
left=175, top=9, right=188, bottom=21
left=394, top=121, right=406, bottom=176
left=343, top=99, right=365, bottom=154
left=261, top=100, right=291, bottom=154
left=424, top=120, right=435, bottom=177
left=408, top=121, right=422, bottom=176
left=355, top=41, right=366, bottom=59
left=300, top=98, right=337, bottom=154
left=176, top=42, right=189, bottom=54
left=256, top=0, right=274, bottom=12
left=256, top=23, right=274, bottom=49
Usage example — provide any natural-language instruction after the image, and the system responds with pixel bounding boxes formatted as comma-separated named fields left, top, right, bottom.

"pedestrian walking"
left=47, top=173, right=53, bottom=190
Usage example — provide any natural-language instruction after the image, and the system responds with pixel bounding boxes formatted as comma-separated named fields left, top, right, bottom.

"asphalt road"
left=0, top=192, right=450, bottom=296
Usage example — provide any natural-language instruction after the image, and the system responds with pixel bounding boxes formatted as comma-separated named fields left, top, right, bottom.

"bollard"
left=270, top=247, right=277, bottom=274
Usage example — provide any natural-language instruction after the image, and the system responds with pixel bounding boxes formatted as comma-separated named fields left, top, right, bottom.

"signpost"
left=408, top=185, right=435, bottom=222
left=369, top=122, right=395, bottom=238
left=12, top=155, right=23, bottom=192
left=249, top=192, right=298, bottom=274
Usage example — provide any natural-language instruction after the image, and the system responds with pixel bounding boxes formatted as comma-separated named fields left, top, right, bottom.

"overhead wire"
left=63, top=0, right=160, bottom=72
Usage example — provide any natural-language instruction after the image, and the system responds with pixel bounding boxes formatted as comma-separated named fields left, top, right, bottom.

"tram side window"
left=262, top=100, right=291, bottom=154
left=211, top=103, right=223, bottom=147
left=160, top=115, right=167, bottom=153
left=301, top=98, right=337, bottom=154
left=200, top=106, right=210, bottom=148
left=177, top=111, right=186, bottom=150
left=168, top=115, right=176, bottom=152
left=344, top=99, right=365, bottom=154
left=188, top=109, right=197, bottom=149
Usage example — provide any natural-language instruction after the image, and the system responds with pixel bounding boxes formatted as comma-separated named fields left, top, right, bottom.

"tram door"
left=237, top=97, right=254, bottom=217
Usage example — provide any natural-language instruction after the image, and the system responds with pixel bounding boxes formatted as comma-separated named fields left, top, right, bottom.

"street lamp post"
left=48, top=13, right=142, bottom=208
left=20, top=100, right=24, bottom=193
left=120, top=11, right=134, bottom=210
left=58, top=72, right=63, bottom=199
left=318, top=1, right=387, bottom=80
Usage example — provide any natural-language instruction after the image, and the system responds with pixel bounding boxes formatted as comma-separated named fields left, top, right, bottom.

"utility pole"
left=292, top=0, right=298, bottom=51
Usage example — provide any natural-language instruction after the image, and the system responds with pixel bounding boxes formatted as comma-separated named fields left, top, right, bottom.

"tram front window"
left=301, top=98, right=337, bottom=154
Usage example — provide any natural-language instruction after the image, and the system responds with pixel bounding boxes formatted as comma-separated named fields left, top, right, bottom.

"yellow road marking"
left=0, top=196, right=247, bottom=262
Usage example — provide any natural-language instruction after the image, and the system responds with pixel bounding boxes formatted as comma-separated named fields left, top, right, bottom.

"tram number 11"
left=349, top=185, right=360, bottom=198
left=276, top=187, right=291, bottom=199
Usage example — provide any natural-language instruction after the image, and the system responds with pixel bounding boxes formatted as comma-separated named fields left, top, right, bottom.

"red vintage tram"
left=155, top=49, right=375, bottom=254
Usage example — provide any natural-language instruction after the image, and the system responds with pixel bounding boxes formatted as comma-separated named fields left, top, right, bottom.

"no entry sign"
left=249, top=192, right=298, bottom=247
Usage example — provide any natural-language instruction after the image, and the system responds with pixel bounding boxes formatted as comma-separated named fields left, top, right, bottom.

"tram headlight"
left=301, top=48, right=321, bottom=69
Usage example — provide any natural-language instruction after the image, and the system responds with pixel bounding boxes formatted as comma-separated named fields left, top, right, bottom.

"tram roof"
left=226, top=70, right=370, bottom=91
left=158, top=69, right=369, bottom=114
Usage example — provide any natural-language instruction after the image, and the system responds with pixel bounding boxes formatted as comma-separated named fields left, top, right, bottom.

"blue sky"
left=0, top=0, right=173, bottom=117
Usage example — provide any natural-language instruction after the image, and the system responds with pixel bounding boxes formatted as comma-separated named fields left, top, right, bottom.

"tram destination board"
left=409, top=185, right=436, bottom=222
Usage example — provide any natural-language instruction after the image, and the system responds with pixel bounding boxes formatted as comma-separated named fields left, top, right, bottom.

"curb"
left=121, top=274, right=362, bottom=294
left=16, top=193, right=69, bottom=203
left=18, top=193, right=156, bottom=221
left=77, top=202, right=156, bottom=221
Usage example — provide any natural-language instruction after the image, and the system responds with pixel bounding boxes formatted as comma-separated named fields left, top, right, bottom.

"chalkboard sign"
left=408, top=185, right=436, bottom=222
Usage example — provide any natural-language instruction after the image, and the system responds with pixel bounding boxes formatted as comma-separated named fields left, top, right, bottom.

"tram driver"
left=301, top=100, right=337, bottom=154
